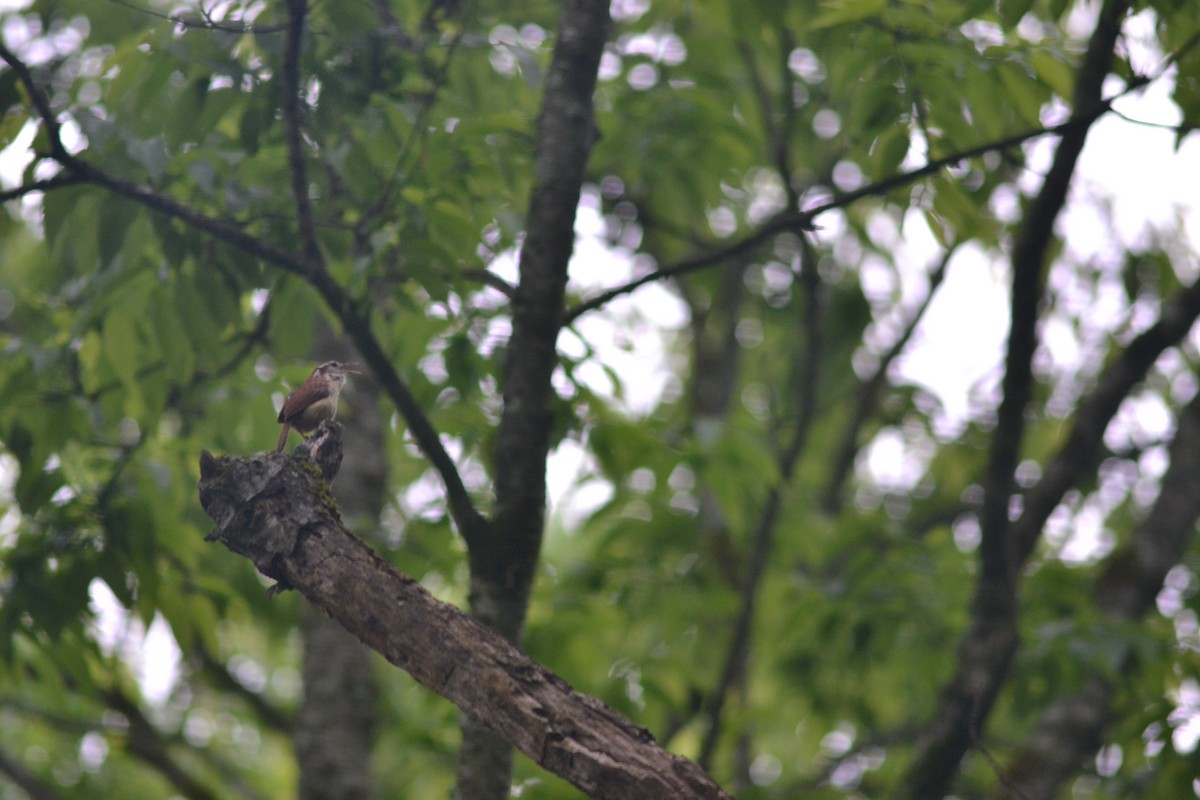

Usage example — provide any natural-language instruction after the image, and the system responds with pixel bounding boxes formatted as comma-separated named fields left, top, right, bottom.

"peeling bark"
left=197, top=437, right=733, bottom=800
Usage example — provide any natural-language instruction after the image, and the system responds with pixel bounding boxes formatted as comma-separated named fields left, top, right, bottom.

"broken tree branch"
left=196, top=435, right=732, bottom=800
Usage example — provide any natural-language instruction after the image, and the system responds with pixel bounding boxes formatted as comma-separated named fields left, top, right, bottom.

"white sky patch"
left=545, top=437, right=614, bottom=531
left=894, top=238, right=1009, bottom=430
left=563, top=201, right=687, bottom=417
left=89, top=580, right=181, bottom=705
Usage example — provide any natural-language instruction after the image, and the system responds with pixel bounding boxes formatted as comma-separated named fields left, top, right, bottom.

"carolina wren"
left=276, top=361, right=360, bottom=452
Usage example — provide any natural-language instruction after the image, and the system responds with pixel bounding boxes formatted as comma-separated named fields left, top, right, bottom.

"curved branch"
left=106, top=0, right=288, bottom=33
left=562, top=209, right=810, bottom=325
left=1010, top=273, right=1200, bottom=564
left=1004, top=387, right=1200, bottom=800
left=0, top=746, right=58, bottom=800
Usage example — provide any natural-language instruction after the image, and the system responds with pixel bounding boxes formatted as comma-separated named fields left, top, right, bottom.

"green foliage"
left=1, top=0, right=1198, bottom=797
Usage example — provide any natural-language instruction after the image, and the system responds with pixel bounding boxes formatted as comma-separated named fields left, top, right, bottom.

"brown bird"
left=276, top=361, right=359, bottom=452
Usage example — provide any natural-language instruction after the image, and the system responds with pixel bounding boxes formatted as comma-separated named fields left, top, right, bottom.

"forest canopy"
left=1, top=0, right=1199, bottom=798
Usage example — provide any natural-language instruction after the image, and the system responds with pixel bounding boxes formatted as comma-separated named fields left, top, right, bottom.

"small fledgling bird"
left=276, top=361, right=359, bottom=452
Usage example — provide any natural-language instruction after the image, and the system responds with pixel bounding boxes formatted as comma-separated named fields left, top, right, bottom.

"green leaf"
left=102, top=309, right=141, bottom=390
left=810, top=0, right=888, bottom=29
left=1030, top=49, right=1076, bottom=100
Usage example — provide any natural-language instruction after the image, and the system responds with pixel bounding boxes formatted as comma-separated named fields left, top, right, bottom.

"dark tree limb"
left=1001, top=276, right=1200, bottom=572
left=560, top=124, right=1063, bottom=324
left=562, top=209, right=811, bottom=325
left=562, top=66, right=1167, bottom=327
left=196, top=442, right=733, bottom=800
left=894, top=2, right=1135, bottom=795
left=0, top=175, right=83, bottom=202
left=999, top=387, right=1200, bottom=799
left=103, top=689, right=227, bottom=800
left=465, top=0, right=611, bottom=796
left=0, top=746, right=59, bottom=800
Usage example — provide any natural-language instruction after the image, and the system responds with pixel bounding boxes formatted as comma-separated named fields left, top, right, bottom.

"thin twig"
left=0, top=174, right=83, bottom=202
left=564, top=74, right=1178, bottom=325
left=562, top=209, right=810, bottom=324
left=461, top=267, right=516, bottom=298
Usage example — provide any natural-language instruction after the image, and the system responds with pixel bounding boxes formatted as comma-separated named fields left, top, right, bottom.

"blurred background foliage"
left=1, top=0, right=1199, bottom=798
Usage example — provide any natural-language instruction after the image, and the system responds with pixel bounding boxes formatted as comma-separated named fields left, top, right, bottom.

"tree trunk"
left=294, top=335, right=386, bottom=800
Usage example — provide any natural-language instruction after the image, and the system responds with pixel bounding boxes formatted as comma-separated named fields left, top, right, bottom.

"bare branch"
left=562, top=209, right=809, bottom=325
left=1003, top=386, right=1200, bottom=800
left=0, top=42, right=68, bottom=162
left=561, top=119, right=1080, bottom=324
left=103, top=689, right=226, bottom=800
left=0, top=175, right=83, bottom=202
left=461, top=267, right=517, bottom=299
left=105, top=0, right=287, bottom=33
left=564, top=69, right=1178, bottom=326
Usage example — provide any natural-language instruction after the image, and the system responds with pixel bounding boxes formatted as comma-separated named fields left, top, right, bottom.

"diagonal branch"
left=1002, top=387, right=1200, bottom=800
left=110, top=705, right=222, bottom=800
left=1009, top=274, right=1200, bottom=564
left=562, top=209, right=810, bottom=325
left=564, top=77, right=1165, bottom=326
left=0, top=746, right=59, bottom=800
left=0, top=175, right=83, bottom=202
left=198, top=447, right=732, bottom=800
left=0, top=36, right=488, bottom=544
left=106, top=0, right=288, bottom=33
